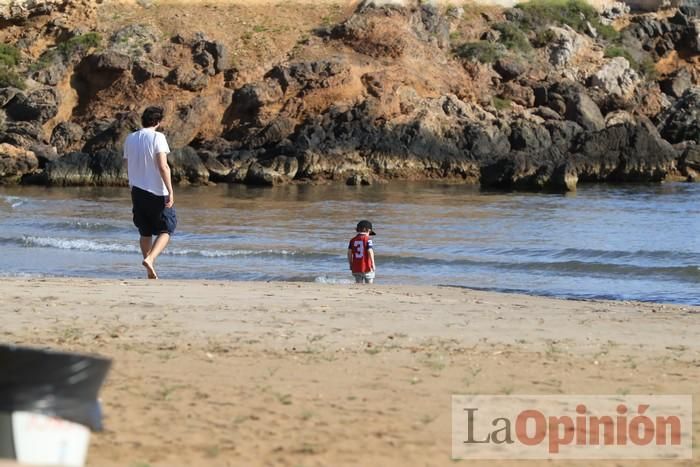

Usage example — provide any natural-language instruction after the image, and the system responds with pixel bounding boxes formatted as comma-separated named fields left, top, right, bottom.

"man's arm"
left=123, top=138, right=129, bottom=172
left=347, top=249, right=353, bottom=270
left=155, top=152, right=174, bottom=208
left=368, top=248, right=375, bottom=271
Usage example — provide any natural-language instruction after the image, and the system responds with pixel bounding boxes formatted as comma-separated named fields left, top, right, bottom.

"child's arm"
left=369, top=248, right=375, bottom=271
left=347, top=248, right=353, bottom=270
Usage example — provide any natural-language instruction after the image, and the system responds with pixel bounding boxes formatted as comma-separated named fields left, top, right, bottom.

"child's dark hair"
left=141, top=106, right=164, bottom=127
left=356, top=220, right=376, bottom=235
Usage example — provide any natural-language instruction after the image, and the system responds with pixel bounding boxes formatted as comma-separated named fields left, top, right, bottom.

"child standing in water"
left=348, top=220, right=376, bottom=284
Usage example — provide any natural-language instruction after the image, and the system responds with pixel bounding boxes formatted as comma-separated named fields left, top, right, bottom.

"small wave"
left=438, top=284, right=700, bottom=306
left=477, top=246, right=699, bottom=264
left=0, top=271, right=45, bottom=278
left=1, top=195, right=26, bottom=209
left=169, top=248, right=297, bottom=258
left=21, top=236, right=137, bottom=253
left=11, top=236, right=318, bottom=260
left=175, top=249, right=339, bottom=261
left=551, top=247, right=700, bottom=263
left=520, top=260, right=700, bottom=281
left=43, top=220, right=123, bottom=233
left=370, top=254, right=700, bottom=282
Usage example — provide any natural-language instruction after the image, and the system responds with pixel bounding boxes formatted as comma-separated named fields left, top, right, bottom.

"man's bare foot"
left=142, top=259, right=158, bottom=279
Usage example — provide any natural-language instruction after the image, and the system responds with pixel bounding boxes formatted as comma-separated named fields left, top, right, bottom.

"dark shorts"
left=131, top=186, right=177, bottom=237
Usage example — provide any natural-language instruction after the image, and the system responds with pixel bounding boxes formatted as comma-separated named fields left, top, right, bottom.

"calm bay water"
left=0, top=182, right=698, bottom=305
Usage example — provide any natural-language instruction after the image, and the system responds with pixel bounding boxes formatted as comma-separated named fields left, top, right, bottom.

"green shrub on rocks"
left=516, top=0, right=596, bottom=31
left=638, top=57, right=658, bottom=80
left=0, top=66, right=25, bottom=89
left=596, top=23, right=620, bottom=41
left=515, top=0, right=618, bottom=41
left=454, top=41, right=504, bottom=63
left=110, top=24, right=164, bottom=64
left=0, top=44, right=20, bottom=68
left=604, top=45, right=635, bottom=64
left=493, top=22, right=532, bottom=53
left=0, top=44, right=24, bottom=89
left=57, top=32, right=102, bottom=57
left=604, top=45, right=657, bottom=79
left=455, top=22, right=530, bottom=65
left=493, top=96, right=512, bottom=110
left=31, top=32, right=102, bottom=71
left=532, top=28, right=557, bottom=48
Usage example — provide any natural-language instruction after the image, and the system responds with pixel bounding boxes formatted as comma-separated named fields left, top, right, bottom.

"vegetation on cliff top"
left=452, top=0, right=620, bottom=65
left=515, top=0, right=619, bottom=40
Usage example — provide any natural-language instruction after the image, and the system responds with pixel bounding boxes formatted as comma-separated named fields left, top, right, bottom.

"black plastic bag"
left=0, top=345, right=111, bottom=431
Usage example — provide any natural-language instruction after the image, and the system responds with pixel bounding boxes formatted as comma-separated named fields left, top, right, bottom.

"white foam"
left=22, top=236, right=137, bottom=253
left=1, top=195, right=26, bottom=209
left=21, top=236, right=299, bottom=258
left=171, top=248, right=296, bottom=258
left=0, top=271, right=44, bottom=278
left=314, top=275, right=355, bottom=285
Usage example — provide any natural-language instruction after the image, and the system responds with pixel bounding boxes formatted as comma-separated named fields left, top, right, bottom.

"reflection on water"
left=0, top=182, right=698, bottom=305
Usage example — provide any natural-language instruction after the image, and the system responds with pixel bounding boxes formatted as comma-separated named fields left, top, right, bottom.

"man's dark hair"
left=141, top=106, right=164, bottom=128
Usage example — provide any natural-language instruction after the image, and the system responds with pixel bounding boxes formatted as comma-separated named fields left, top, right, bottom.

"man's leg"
left=142, top=233, right=170, bottom=279
left=139, top=236, right=152, bottom=258
left=139, top=236, right=155, bottom=278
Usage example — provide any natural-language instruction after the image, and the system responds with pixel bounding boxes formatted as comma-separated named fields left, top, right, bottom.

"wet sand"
left=1, top=278, right=698, bottom=466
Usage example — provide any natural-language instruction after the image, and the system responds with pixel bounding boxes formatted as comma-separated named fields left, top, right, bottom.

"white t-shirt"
left=123, top=128, right=171, bottom=196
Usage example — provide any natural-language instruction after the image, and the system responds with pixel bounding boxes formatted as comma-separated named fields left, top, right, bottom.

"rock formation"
left=0, top=0, right=698, bottom=190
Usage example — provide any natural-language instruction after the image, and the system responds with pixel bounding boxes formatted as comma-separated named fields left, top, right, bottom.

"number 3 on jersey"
left=353, top=240, right=365, bottom=259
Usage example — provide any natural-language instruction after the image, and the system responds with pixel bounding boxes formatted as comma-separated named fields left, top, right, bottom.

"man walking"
left=123, top=106, right=176, bottom=279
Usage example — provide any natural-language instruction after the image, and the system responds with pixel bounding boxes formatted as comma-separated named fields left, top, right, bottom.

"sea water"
left=0, top=182, right=698, bottom=305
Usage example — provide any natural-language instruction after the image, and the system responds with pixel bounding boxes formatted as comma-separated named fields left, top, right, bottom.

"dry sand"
left=1, top=278, right=699, bottom=466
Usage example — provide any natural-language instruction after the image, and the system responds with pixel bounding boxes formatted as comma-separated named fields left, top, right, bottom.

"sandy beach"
left=2, top=278, right=699, bottom=466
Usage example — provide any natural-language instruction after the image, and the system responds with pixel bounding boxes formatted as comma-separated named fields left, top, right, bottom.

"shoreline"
left=3, top=272, right=698, bottom=307
left=2, top=278, right=699, bottom=466
left=434, top=282, right=700, bottom=307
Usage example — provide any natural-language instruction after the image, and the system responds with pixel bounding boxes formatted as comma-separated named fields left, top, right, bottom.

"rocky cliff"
left=0, top=0, right=699, bottom=191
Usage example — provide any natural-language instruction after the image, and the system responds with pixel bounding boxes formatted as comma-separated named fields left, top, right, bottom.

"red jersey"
left=348, top=233, right=374, bottom=273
